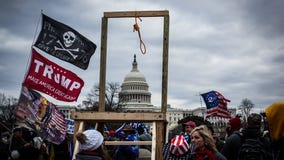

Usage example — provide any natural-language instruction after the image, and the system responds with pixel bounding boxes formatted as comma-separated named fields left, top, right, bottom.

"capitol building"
left=58, top=55, right=236, bottom=136
left=119, top=55, right=154, bottom=111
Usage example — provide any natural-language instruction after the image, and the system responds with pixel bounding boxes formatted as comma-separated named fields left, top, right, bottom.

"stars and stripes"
left=15, top=86, right=67, bottom=144
left=201, top=90, right=231, bottom=119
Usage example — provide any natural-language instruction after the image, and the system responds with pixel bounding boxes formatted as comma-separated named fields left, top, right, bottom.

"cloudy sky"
left=0, top=0, right=283, bottom=111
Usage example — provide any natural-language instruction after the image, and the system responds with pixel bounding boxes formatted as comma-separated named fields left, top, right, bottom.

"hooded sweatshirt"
left=265, top=102, right=284, bottom=142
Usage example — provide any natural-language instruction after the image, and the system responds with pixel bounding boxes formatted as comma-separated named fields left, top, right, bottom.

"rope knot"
left=133, top=14, right=146, bottom=54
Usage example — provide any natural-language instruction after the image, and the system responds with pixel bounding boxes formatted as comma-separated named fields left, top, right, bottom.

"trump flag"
left=23, top=48, right=84, bottom=102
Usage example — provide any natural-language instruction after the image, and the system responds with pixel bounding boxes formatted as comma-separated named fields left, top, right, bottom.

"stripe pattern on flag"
left=201, top=90, right=231, bottom=119
left=170, top=135, right=190, bottom=156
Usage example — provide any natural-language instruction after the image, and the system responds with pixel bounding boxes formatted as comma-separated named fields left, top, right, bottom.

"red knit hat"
left=109, top=130, right=115, bottom=136
left=229, top=118, right=241, bottom=131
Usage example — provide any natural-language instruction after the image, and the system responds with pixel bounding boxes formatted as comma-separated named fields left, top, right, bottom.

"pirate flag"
left=34, top=13, right=96, bottom=70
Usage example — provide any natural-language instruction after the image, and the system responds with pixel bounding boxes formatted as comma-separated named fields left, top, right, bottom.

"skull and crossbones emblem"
left=54, top=31, right=79, bottom=59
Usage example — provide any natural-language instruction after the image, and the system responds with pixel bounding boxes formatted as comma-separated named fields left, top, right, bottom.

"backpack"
left=238, top=137, right=270, bottom=160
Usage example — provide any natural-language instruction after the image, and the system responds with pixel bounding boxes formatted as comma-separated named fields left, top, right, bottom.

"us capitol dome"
left=119, top=54, right=154, bottom=111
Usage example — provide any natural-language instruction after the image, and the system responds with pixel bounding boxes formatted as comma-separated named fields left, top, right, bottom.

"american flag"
left=201, top=90, right=231, bottom=119
left=15, top=86, right=67, bottom=145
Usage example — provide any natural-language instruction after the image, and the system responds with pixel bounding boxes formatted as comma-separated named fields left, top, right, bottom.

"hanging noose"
left=133, top=13, right=146, bottom=54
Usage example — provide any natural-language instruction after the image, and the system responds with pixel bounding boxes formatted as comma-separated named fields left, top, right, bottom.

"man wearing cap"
left=114, top=124, right=139, bottom=160
left=182, top=121, right=196, bottom=144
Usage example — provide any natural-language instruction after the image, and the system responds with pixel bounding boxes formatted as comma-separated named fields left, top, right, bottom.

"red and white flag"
left=170, top=135, right=190, bottom=156
left=23, top=48, right=84, bottom=102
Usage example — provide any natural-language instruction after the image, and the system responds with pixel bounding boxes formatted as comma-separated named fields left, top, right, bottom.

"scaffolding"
left=71, top=10, right=170, bottom=160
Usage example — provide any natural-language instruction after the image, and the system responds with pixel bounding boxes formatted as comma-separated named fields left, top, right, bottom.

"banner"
left=34, top=13, right=96, bottom=70
left=23, top=48, right=84, bottom=102
left=15, top=86, right=67, bottom=144
left=66, top=119, right=74, bottom=134
left=201, top=90, right=231, bottom=119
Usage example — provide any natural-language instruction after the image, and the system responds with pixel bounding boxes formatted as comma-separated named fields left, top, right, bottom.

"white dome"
left=119, top=55, right=153, bottom=111
left=124, top=72, right=146, bottom=82
left=123, top=55, right=146, bottom=83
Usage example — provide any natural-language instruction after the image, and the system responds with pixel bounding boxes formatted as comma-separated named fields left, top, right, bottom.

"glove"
left=33, top=137, right=43, bottom=150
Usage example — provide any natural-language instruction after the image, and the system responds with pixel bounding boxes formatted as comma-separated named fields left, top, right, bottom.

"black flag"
left=34, top=13, right=96, bottom=70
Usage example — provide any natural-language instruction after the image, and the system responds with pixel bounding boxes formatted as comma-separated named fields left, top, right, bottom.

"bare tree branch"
left=238, top=98, right=254, bottom=124
left=82, top=82, right=122, bottom=111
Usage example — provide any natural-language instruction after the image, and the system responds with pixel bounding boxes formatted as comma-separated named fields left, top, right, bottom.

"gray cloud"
left=0, top=0, right=283, bottom=111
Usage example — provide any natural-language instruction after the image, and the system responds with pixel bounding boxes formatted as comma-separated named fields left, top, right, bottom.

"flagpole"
left=25, top=11, right=42, bottom=82
left=199, top=92, right=202, bottom=108
left=199, top=92, right=207, bottom=121
left=197, top=92, right=206, bottom=121
left=195, top=92, right=203, bottom=108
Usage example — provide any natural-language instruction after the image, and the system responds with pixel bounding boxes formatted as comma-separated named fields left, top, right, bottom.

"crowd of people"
left=0, top=122, right=153, bottom=160
left=0, top=125, right=75, bottom=160
left=75, top=123, right=152, bottom=160
left=1, top=102, right=283, bottom=160
left=162, top=102, right=284, bottom=160
left=71, top=102, right=284, bottom=160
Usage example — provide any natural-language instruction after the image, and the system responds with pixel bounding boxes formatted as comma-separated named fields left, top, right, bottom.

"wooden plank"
left=104, top=141, right=152, bottom=145
left=155, top=121, right=164, bottom=160
left=151, top=122, right=156, bottom=160
left=104, top=10, right=169, bottom=18
left=99, top=17, right=108, bottom=112
left=161, top=15, right=169, bottom=114
left=72, top=121, right=84, bottom=160
left=71, top=112, right=165, bottom=122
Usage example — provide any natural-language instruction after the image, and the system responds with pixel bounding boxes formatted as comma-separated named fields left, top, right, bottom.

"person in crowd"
left=103, top=130, right=116, bottom=158
left=137, top=126, right=152, bottom=160
left=265, top=102, right=284, bottom=160
left=75, top=129, right=111, bottom=160
left=47, top=132, right=73, bottom=160
left=50, top=138, right=70, bottom=160
left=66, top=132, right=74, bottom=160
left=103, top=131, right=110, bottom=141
left=221, top=113, right=273, bottom=160
left=10, top=126, right=40, bottom=160
left=108, top=130, right=115, bottom=139
left=225, top=117, right=241, bottom=138
left=137, top=126, right=152, bottom=151
left=190, top=125, right=227, bottom=160
left=182, top=121, right=196, bottom=144
left=0, top=128, right=10, bottom=160
left=221, top=115, right=255, bottom=160
left=114, top=124, right=139, bottom=160
left=213, top=135, right=224, bottom=152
